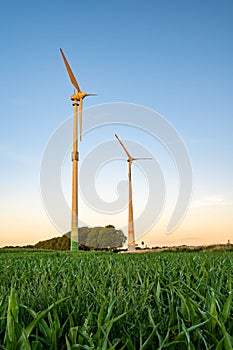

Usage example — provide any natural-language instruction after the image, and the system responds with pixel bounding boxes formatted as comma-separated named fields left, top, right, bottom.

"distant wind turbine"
left=115, top=134, right=152, bottom=251
left=60, top=48, right=97, bottom=250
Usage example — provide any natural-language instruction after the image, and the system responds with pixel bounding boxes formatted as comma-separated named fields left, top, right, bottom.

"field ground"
left=0, top=250, right=232, bottom=349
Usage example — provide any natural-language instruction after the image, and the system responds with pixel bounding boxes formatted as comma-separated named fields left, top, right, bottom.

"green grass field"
left=0, top=250, right=232, bottom=349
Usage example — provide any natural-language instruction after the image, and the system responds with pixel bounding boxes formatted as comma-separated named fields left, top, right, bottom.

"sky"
left=0, top=0, right=233, bottom=247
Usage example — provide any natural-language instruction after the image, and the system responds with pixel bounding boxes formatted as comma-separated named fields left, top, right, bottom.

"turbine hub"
left=70, top=91, right=87, bottom=101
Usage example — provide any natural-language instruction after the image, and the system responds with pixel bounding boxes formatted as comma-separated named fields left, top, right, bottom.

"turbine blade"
left=133, top=157, right=153, bottom=161
left=79, top=99, right=83, bottom=141
left=115, top=134, right=132, bottom=159
left=60, top=48, right=81, bottom=92
left=86, top=93, right=98, bottom=96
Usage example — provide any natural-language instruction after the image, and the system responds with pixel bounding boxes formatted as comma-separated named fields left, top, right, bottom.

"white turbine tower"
left=115, top=134, right=152, bottom=251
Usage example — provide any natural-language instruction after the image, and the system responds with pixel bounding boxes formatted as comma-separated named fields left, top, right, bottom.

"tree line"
left=33, top=225, right=126, bottom=251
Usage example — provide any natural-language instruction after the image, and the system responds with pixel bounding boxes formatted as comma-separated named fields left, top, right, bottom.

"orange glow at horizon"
left=0, top=198, right=232, bottom=247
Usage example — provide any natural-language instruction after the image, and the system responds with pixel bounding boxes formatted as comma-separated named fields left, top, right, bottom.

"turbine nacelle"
left=70, top=91, right=87, bottom=101
left=70, top=91, right=97, bottom=101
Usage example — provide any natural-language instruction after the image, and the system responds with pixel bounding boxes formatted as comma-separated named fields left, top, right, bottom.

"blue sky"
left=0, top=0, right=233, bottom=246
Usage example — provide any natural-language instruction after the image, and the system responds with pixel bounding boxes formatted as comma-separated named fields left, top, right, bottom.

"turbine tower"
left=60, top=48, right=97, bottom=250
left=115, top=134, right=152, bottom=251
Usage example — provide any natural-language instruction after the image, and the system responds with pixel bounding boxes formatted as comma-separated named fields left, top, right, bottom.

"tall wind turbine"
left=60, top=48, right=97, bottom=250
left=115, top=134, right=152, bottom=251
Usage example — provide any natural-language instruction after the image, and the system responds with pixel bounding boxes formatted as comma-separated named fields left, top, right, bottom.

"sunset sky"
left=0, top=0, right=233, bottom=247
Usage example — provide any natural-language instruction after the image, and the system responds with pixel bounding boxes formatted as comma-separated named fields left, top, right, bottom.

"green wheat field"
left=0, top=250, right=232, bottom=349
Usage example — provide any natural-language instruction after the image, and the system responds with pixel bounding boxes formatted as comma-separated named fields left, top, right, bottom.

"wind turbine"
left=60, top=48, right=97, bottom=250
left=115, top=134, right=152, bottom=251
